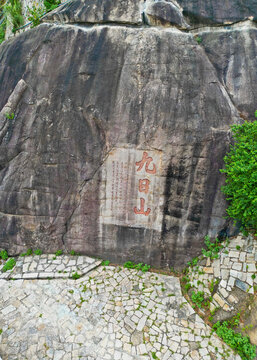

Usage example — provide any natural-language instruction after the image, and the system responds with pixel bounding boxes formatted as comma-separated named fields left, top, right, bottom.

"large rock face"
left=0, top=0, right=256, bottom=268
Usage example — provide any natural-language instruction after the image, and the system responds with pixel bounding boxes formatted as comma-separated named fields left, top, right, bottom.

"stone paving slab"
left=0, top=255, right=101, bottom=280
left=0, top=264, right=241, bottom=360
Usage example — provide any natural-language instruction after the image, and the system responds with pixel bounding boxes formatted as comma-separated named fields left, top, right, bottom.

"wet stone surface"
left=0, top=260, right=241, bottom=359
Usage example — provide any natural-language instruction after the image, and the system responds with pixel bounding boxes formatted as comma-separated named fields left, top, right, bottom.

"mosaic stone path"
left=187, top=234, right=257, bottom=313
left=0, top=260, right=241, bottom=360
left=0, top=255, right=101, bottom=280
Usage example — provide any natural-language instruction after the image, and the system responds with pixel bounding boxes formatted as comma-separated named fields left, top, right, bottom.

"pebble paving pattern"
left=0, top=259, right=241, bottom=360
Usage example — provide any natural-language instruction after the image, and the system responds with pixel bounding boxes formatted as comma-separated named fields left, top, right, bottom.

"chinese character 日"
left=136, top=152, right=156, bottom=174
left=138, top=179, right=150, bottom=194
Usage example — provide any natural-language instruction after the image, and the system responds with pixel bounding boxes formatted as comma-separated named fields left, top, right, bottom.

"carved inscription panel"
left=100, top=148, right=164, bottom=231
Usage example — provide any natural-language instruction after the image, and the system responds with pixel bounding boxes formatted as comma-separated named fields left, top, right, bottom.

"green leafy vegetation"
left=55, top=250, right=63, bottom=256
left=0, top=0, right=24, bottom=43
left=187, top=256, right=199, bottom=267
left=34, top=249, right=42, bottom=255
left=213, top=321, right=256, bottom=360
left=21, top=248, right=33, bottom=256
left=191, top=290, right=205, bottom=308
left=5, top=112, right=14, bottom=119
left=0, top=249, right=8, bottom=260
left=28, top=0, right=60, bottom=28
left=44, top=0, right=60, bottom=12
left=201, top=236, right=223, bottom=259
left=27, top=4, right=45, bottom=28
left=2, top=258, right=16, bottom=272
left=101, top=260, right=110, bottom=266
left=72, top=272, right=81, bottom=280
left=70, top=250, right=80, bottom=256
left=221, top=121, right=257, bottom=232
left=5, top=0, right=23, bottom=31
left=195, top=35, right=202, bottom=44
left=151, top=352, right=160, bottom=360
left=123, top=261, right=150, bottom=273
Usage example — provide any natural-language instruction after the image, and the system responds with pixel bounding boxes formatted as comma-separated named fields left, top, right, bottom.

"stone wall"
left=0, top=0, right=256, bottom=269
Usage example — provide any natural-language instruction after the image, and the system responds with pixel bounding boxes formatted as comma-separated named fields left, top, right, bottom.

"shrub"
left=6, top=0, right=24, bottom=32
left=44, top=0, right=60, bottom=12
left=213, top=321, right=256, bottom=360
left=28, top=0, right=60, bottom=28
left=221, top=121, right=257, bottom=232
left=27, top=5, right=45, bottom=28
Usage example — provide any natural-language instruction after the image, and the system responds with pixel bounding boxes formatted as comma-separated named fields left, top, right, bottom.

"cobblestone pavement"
left=0, top=259, right=241, bottom=360
left=187, top=234, right=257, bottom=313
left=0, top=255, right=101, bottom=280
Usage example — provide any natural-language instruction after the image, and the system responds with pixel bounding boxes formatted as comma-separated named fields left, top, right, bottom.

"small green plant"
left=255, top=110, right=257, bottom=118
left=187, top=257, right=199, bottom=267
left=221, top=121, right=257, bottom=232
left=44, top=0, right=60, bottom=12
left=0, top=329, right=2, bottom=335
left=21, top=248, right=33, bottom=256
left=0, top=250, right=8, bottom=260
left=68, top=289, right=74, bottom=294
left=202, top=236, right=222, bottom=259
left=123, top=261, right=150, bottom=273
left=5, top=112, right=14, bottom=119
left=34, top=249, right=42, bottom=255
left=151, top=352, right=160, bottom=359
left=213, top=321, right=256, bottom=360
left=72, top=272, right=81, bottom=280
left=70, top=250, right=80, bottom=256
left=101, top=260, right=110, bottom=266
left=28, top=4, right=45, bottom=27
left=191, top=291, right=205, bottom=308
left=195, top=35, right=202, bottom=44
left=2, top=258, right=16, bottom=272
left=236, top=245, right=241, bottom=250
left=55, top=250, right=63, bottom=256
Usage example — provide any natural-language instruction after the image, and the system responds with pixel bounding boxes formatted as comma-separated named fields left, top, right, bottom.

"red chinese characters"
left=136, top=152, right=156, bottom=174
left=134, top=152, right=156, bottom=216
left=138, top=179, right=150, bottom=194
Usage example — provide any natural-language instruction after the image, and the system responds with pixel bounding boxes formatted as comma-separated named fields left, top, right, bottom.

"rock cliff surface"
left=0, top=0, right=256, bottom=268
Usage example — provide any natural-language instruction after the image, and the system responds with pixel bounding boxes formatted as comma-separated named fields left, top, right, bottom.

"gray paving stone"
left=235, top=279, right=249, bottom=292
